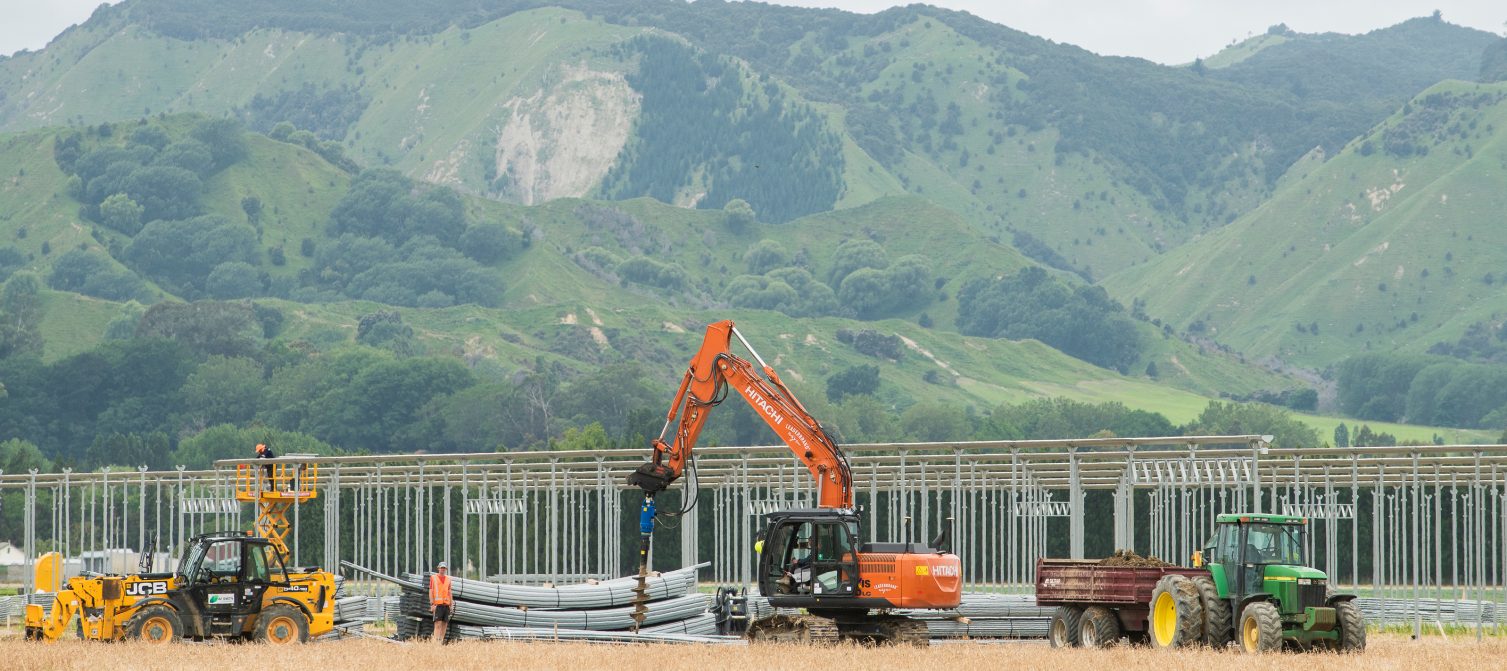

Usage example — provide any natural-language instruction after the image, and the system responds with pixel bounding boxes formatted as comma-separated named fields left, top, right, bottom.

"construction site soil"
left=2, top=634, right=1502, bottom=670
left=1097, top=549, right=1176, bottom=567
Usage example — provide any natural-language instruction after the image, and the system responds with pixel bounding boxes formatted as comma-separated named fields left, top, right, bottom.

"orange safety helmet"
left=255, top=443, right=267, bottom=454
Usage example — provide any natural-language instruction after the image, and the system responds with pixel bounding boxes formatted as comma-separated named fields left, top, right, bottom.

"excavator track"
left=746, top=614, right=842, bottom=644
left=747, top=614, right=931, bottom=645
left=862, top=615, right=931, bottom=646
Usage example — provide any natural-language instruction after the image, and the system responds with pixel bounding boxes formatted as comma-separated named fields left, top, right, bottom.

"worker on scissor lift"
left=255, top=442, right=276, bottom=490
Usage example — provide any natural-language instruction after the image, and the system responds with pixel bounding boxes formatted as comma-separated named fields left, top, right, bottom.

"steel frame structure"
left=3, top=434, right=1505, bottom=637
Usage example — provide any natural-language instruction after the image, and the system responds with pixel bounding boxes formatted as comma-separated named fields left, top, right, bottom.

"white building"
left=0, top=542, right=24, bottom=566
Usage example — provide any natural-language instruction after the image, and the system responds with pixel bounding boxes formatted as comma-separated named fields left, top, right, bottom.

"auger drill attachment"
left=629, top=496, right=656, bottom=632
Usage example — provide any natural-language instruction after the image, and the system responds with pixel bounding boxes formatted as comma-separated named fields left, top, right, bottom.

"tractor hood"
left=1263, top=564, right=1327, bottom=581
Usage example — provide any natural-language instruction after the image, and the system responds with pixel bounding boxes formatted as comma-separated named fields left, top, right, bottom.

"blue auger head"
left=639, top=496, right=657, bottom=535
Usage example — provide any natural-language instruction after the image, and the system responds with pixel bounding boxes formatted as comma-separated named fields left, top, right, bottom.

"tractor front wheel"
left=1238, top=601, right=1282, bottom=654
left=254, top=605, right=310, bottom=644
left=1334, top=600, right=1367, bottom=652
left=1048, top=606, right=1083, bottom=648
left=127, top=605, right=183, bottom=643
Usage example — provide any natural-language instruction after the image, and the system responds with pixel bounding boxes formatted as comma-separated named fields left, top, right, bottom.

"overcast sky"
left=2, top=0, right=1504, bottom=63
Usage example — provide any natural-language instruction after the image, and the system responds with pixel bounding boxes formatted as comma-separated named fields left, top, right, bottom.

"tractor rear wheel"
left=1191, top=576, right=1232, bottom=648
left=1048, top=606, right=1083, bottom=648
left=1078, top=606, right=1121, bottom=649
left=254, top=604, right=309, bottom=644
left=1149, top=574, right=1204, bottom=649
left=1334, top=600, right=1366, bottom=652
left=127, top=605, right=182, bottom=643
left=1238, top=601, right=1282, bottom=654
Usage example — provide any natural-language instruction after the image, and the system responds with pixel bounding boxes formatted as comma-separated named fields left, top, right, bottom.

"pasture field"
left=2, top=635, right=1504, bottom=671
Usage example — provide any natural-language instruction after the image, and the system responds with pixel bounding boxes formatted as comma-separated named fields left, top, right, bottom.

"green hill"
left=0, top=117, right=1307, bottom=414
left=3, top=2, right=1496, bottom=281
left=1105, top=80, right=1507, bottom=368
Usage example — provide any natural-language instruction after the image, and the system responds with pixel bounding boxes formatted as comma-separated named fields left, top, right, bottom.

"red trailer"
left=1034, top=558, right=1212, bottom=648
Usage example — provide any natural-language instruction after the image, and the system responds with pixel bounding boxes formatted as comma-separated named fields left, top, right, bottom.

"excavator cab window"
left=810, top=521, right=857, bottom=595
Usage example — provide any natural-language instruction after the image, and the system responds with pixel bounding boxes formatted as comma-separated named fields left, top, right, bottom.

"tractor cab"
left=1200, top=514, right=1326, bottom=613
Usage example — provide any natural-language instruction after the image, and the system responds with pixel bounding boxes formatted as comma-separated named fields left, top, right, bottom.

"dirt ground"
left=3, top=634, right=1505, bottom=671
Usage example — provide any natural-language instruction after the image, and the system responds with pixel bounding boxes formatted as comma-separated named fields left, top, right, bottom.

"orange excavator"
left=628, top=320, right=961, bottom=643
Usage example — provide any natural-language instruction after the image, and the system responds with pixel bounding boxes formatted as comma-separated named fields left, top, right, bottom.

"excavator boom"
left=628, top=320, right=852, bottom=508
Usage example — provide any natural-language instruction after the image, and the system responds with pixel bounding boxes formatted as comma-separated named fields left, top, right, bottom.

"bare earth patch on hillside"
left=492, top=63, right=641, bottom=204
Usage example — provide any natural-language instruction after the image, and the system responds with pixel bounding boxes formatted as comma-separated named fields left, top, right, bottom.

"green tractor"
left=1161, top=513, right=1366, bottom=653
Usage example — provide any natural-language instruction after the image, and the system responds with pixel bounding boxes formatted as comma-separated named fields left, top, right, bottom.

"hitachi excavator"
left=629, top=319, right=961, bottom=644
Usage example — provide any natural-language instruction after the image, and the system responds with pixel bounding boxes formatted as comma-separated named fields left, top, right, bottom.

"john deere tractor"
left=1153, top=513, right=1366, bottom=653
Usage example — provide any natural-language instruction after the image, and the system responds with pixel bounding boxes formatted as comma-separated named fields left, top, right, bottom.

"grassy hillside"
left=4, top=2, right=1495, bottom=283
left=1105, top=80, right=1507, bottom=367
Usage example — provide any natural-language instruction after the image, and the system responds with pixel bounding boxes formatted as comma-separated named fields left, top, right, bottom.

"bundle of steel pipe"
left=402, top=564, right=703, bottom=609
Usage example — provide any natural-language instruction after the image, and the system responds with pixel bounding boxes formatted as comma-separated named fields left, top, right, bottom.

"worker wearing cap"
left=255, top=443, right=276, bottom=490
left=429, top=562, right=454, bottom=643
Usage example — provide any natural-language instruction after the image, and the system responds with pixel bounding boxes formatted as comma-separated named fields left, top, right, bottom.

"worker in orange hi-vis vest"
left=429, top=562, right=454, bottom=642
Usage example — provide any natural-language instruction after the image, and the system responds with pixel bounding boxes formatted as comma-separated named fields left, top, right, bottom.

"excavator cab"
left=758, top=510, right=861, bottom=601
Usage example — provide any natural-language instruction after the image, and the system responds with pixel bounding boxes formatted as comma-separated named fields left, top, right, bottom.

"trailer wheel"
left=1048, top=606, right=1083, bottom=648
left=1191, top=576, right=1231, bottom=648
left=1334, top=600, right=1366, bottom=652
left=128, top=605, right=182, bottom=643
left=1238, top=601, right=1282, bottom=654
left=254, top=605, right=309, bottom=644
left=1078, top=606, right=1121, bottom=648
left=1149, top=574, right=1204, bottom=649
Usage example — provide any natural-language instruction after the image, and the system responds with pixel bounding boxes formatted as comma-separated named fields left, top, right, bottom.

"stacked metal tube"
left=376, top=563, right=729, bottom=642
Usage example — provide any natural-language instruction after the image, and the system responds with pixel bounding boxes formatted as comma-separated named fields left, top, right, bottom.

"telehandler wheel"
left=1078, top=606, right=1121, bottom=648
left=1190, top=576, right=1232, bottom=648
left=1238, top=601, right=1282, bottom=654
left=1149, top=574, right=1204, bottom=649
left=1334, top=600, right=1367, bottom=652
left=254, top=605, right=309, bottom=644
left=1048, top=606, right=1083, bottom=648
left=128, top=605, right=183, bottom=643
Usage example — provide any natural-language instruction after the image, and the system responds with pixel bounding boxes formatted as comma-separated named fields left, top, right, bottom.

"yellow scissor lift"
left=234, top=460, right=320, bottom=562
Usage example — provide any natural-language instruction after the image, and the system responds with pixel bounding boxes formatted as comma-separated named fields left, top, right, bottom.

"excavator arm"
left=628, top=320, right=853, bottom=508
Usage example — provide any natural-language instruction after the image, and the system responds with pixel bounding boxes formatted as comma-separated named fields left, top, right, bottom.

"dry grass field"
left=2, top=635, right=1505, bottom=671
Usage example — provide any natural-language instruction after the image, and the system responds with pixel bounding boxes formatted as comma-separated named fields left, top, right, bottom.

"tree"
left=99, top=193, right=145, bottom=235
left=1334, top=422, right=1350, bottom=448
left=154, top=139, right=215, bottom=177
left=901, top=402, right=970, bottom=442
left=135, top=301, right=263, bottom=358
left=0, top=272, right=45, bottom=359
left=458, top=222, right=519, bottom=264
left=1182, top=400, right=1320, bottom=449
left=724, top=198, right=756, bottom=232
left=827, top=239, right=887, bottom=286
left=122, top=165, right=204, bottom=222
left=173, top=425, right=336, bottom=470
left=303, top=357, right=476, bottom=452
left=825, top=364, right=879, bottom=403
left=356, top=310, right=417, bottom=356
left=179, top=356, right=265, bottom=429
left=189, top=117, right=249, bottom=171
left=125, top=215, right=259, bottom=294
left=205, top=261, right=262, bottom=299
left=837, top=267, right=890, bottom=318
left=744, top=239, right=788, bottom=275
left=241, top=195, right=263, bottom=222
